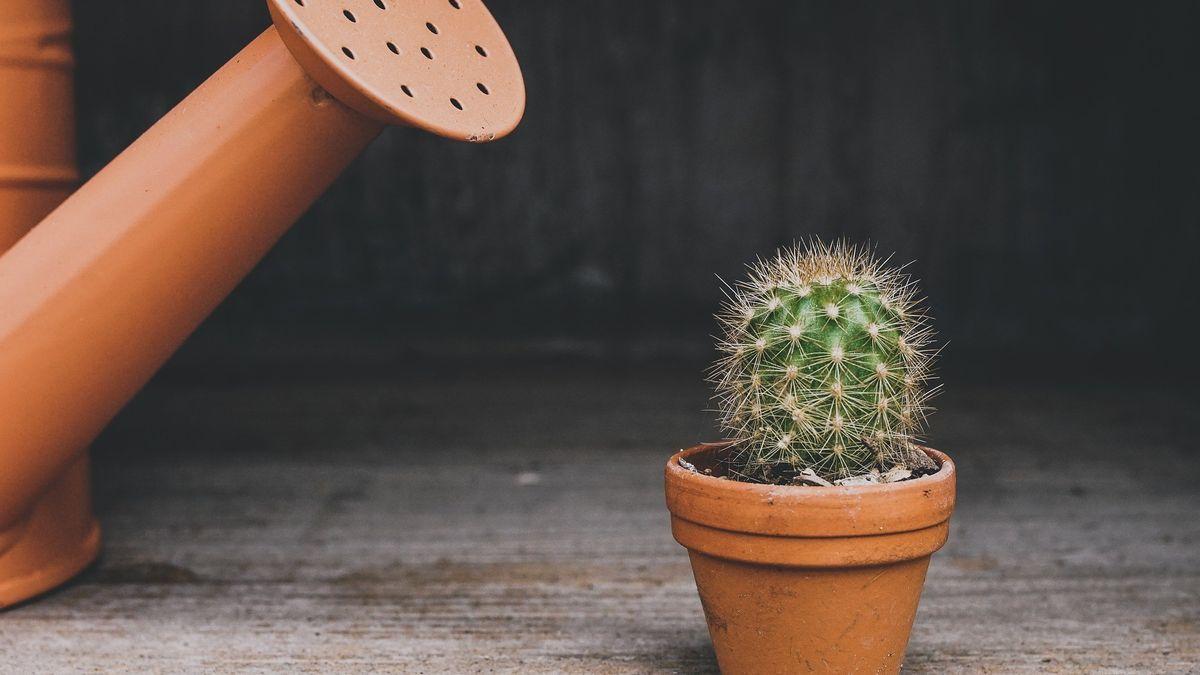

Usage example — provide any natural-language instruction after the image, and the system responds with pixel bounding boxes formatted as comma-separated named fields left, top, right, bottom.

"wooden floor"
left=1, top=359, right=1197, bottom=673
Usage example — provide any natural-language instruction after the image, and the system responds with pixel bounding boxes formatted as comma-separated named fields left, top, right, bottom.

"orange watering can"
left=0, top=0, right=75, bottom=251
left=0, top=0, right=524, bottom=607
left=0, top=0, right=90, bottom=607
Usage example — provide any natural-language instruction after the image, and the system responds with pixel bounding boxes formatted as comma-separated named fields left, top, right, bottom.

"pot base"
left=688, top=550, right=931, bottom=673
left=0, top=454, right=100, bottom=609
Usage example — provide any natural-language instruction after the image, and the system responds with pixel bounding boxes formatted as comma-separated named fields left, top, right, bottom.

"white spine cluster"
left=709, top=240, right=938, bottom=480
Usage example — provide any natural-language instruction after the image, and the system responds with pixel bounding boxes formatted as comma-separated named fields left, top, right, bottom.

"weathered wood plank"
left=0, top=365, right=1197, bottom=672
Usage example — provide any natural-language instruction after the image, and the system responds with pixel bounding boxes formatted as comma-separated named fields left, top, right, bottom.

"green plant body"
left=711, top=240, right=937, bottom=481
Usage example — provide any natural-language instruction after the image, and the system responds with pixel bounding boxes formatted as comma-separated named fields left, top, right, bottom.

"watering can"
left=0, top=0, right=525, bottom=607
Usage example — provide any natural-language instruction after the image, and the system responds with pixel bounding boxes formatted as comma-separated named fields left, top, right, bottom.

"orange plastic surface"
left=0, top=0, right=77, bottom=250
left=0, top=0, right=523, bottom=608
left=268, top=0, right=525, bottom=140
left=0, top=0, right=100, bottom=609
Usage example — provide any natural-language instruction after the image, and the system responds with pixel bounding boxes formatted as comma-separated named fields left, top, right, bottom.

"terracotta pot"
left=665, top=443, right=956, bottom=674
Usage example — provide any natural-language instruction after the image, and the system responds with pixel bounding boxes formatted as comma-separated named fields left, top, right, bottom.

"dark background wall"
left=71, top=0, right=1199, bottom=377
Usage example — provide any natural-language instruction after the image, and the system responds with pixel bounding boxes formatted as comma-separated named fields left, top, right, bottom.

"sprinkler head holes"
left=269, top=0, right=525, bottom=141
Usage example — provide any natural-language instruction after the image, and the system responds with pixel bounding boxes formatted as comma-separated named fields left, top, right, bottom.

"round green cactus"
left=711, top=241, right=937, bottom=481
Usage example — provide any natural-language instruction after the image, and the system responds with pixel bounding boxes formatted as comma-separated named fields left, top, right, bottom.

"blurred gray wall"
left=72, top=1, right=1199, bottom=372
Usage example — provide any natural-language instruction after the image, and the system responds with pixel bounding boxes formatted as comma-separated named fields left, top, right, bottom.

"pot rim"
left=665, top=442, right=955, bottom=538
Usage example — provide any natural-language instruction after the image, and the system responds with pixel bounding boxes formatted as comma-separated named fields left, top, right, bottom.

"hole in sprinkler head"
left=450, top=98, right=463, bottom=110
left=421, top=47, right=433, bottom=59
left=449, top=0, right=461, bottom=8
left=476, top=82, right=489, bottom=95
left=341, top=46, right=355, bottom=59
left=426, top=22, right=439, bottom=34
left=475, top=45, right=488, bottom=57
left=374, top=0, right=387, bottom=8
left=343, top=9, right=356, bottom=22
left=401, top=84, right=413, bottom=97
left=387, top=42, right=399, bottom=54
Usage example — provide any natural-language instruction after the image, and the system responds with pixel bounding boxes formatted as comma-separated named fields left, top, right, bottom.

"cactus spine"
left=711, top=241, right=936, bottom=481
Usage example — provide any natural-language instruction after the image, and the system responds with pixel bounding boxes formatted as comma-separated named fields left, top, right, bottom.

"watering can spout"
left=0, top=0, right=524, bottom=607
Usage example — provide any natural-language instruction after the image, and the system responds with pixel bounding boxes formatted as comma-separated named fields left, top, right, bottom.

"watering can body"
left=0, top=0, right=101, bottom=607
left=0, top=0, right=523, bottom=608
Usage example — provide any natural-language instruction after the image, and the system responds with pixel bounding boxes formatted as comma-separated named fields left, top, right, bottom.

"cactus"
left=711, top=240, right=937, bottom=482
